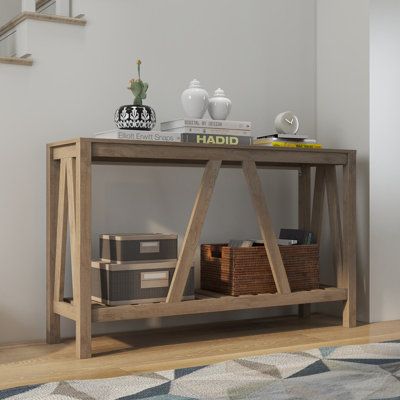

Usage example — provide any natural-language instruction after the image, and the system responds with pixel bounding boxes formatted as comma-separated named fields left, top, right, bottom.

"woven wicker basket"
left=201, top=244, right=319, bottom=296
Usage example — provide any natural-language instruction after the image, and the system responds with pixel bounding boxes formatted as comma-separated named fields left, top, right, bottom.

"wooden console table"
left=46, top=138, right=356, bottom=359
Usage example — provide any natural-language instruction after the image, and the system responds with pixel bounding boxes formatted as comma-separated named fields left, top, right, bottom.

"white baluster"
left=7, top=32, right=17, bottom=57
left=56, top=0, right=70, bottom=17
left=0, top=30, right=17, bottom=57
left=15, top=21, right=31, bottom=58
left=21, top=0, right=36, bottom=12
left=71, top=0, right=85, bottom=18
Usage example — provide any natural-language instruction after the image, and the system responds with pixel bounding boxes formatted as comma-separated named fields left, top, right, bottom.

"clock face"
left=274, top=111, right=299, bottom=135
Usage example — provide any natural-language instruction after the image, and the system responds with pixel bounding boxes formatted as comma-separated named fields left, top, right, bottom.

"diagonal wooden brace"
left=298, top=166, right=311, bottom=231
left=54, top=159, right=68, bottom=302
left=167, top=160, right=222, bottom=303
left=298, top=166, right=312, bottom=317
left=311, top=166, right=326, bottom=245
left=66, top=157, right=78, bottom=301
left=242, top=160, right=291, bottom=294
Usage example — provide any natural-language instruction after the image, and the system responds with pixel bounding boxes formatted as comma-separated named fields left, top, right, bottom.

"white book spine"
left=161, top=119, right=252, bottom=131
left=163, top=127, right=251, bottom=136
left=95, top=130, right=182, bottom=142
left=276, top=133, right=309, bottom=140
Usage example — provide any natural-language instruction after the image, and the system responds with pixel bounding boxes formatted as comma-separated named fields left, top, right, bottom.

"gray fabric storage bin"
left=92, top=259, right=195, bottom=306
left=100, top=233, right=178, bottom=263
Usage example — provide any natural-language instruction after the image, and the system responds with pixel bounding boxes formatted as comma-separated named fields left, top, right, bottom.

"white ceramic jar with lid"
left=181, top=79, right=209, bottom=119
left=208, top=88, right=232, bottom=120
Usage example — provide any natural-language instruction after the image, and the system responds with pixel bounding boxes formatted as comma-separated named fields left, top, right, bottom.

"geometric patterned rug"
left=2, top=341, right=400, bottom=399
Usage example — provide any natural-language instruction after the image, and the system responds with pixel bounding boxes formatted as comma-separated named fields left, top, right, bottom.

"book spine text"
left=181, top=133, right=252, bottom=146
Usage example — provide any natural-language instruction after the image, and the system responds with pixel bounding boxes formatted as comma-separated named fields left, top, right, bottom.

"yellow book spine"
left=256, top=141, right=322, bottom=149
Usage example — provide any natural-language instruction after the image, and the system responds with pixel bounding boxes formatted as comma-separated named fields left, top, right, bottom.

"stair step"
left=0, top=11, right=86, bottom=38
left=0, top=57, right=33, bottom=66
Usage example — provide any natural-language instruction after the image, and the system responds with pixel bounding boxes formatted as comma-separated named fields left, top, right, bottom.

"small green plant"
left=128, top=59, right=149, bottom=106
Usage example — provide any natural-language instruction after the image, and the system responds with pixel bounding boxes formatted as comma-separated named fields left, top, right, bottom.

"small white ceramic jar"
left=208, top=88, right=232, bottom=120
left=181, top=79, right=209, bottom=119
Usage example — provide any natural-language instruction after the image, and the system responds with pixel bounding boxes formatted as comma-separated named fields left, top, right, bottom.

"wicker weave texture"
left=201, top=244, right=319, bottom=296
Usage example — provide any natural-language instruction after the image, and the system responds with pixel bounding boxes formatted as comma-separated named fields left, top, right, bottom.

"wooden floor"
left=1, top=314, right=400, bottom=390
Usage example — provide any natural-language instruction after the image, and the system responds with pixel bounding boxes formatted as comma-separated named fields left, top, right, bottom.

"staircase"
left=0, top=0, right=86, bottom=65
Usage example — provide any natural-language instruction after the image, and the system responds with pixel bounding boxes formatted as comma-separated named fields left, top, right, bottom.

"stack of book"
left=160, top=118, right=253, bottom=145
left=254, top=133, right=322, bottom=149
left=94, top=118, right=253, bottom=145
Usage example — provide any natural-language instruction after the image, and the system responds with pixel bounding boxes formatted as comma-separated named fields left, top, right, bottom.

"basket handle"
left=210, top=249, right=222, bottom=259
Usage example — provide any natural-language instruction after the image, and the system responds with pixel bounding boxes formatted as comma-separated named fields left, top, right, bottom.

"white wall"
left=0, top=0, right=21, bottom=27
left=0, top=0, right=316, bottom=344
left=316, top=0, right=370, bottom=322
left=370, top=0, right=400, bottom=322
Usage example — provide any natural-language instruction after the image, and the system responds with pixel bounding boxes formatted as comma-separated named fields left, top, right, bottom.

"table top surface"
left=48, top=137, right=355, bottom=154
left=48, top=138, right=356, bottom=166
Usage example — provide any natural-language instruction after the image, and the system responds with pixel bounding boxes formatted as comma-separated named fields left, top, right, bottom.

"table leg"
left=325, top=166, right=343, bottom=285
left=74, top=139, right=92, bottom=358
left=342, top=152, right=357, bottom=327
left=46, top=146, right=61, bottom=344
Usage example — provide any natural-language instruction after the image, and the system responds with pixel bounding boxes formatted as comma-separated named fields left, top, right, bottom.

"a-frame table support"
left=167, top=160, right=292, bottom=303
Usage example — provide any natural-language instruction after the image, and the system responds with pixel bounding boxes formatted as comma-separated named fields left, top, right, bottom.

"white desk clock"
left=274, top=111, right=299, bottom=135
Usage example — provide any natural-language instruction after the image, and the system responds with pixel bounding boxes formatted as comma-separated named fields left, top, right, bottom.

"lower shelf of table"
left=92, top=287, right=347, bottom=322
left=55, top=287, right=347, bottom=323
